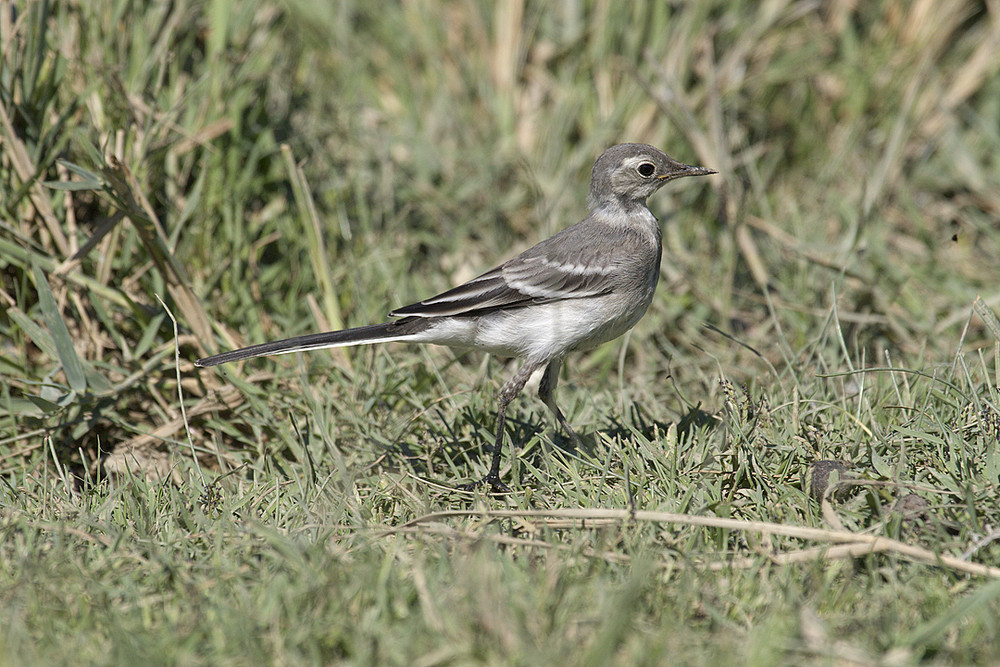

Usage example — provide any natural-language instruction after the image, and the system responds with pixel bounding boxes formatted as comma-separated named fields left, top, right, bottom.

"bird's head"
left=588, top=143, right=716, bottom=209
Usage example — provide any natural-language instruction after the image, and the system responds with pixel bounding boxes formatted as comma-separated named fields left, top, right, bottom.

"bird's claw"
left=458, top=474, right=510, bottom=494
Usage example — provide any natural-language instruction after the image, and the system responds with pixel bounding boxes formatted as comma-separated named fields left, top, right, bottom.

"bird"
left=196, top=144, right=715, bottom=491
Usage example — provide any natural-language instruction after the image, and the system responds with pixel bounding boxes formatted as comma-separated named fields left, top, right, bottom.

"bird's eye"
left=637, top=162, right=655, bottom=178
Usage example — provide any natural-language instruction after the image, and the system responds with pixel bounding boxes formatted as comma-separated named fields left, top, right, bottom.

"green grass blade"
left=31, top=264, right=87, bottom=394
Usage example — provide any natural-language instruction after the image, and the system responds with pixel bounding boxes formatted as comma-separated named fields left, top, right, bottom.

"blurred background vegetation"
left=3, top=0, right=1000, bottom=663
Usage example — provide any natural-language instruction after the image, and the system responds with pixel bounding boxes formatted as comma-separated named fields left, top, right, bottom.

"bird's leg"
left=462, top=360, right=540, bottom=493
left=539, top=358, right=581, bottom=446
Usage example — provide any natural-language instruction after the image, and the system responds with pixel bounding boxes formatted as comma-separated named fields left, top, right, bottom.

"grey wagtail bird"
left=196, top=144, right=715, bottom=491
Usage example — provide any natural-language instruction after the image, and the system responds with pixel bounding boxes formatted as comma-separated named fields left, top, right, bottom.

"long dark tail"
left=195, top=317, right=431, bottom=367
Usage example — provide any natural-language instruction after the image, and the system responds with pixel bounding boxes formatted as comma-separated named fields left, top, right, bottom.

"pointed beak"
left=659, top=163, right=717, bottom=181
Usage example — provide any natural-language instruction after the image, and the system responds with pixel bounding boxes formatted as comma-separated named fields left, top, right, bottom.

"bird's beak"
left=659, top=164, right=717, bottom=181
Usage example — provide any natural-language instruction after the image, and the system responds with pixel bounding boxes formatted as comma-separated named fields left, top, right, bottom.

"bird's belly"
left=422, top=291, right=655, bottom=362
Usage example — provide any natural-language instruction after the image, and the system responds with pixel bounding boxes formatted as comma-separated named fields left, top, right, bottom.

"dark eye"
left=637, top=162, right=655, bottom=178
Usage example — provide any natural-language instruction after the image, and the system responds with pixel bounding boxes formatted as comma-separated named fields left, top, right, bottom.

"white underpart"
left=409, top=290, right=654, bottom=362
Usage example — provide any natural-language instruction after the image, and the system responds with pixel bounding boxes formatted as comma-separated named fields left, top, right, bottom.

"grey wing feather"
left=390, top=268, right=529, bottom=317
left=390, top=225, right=621, bottom=318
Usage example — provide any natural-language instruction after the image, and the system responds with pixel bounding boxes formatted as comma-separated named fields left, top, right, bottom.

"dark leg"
left=462, top=360, right=541, bottom=492
left=539, top=358, right=581, bottom=445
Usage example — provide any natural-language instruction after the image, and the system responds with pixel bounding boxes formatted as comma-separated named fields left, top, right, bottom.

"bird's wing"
left=389, top=221, right=623, bottom=318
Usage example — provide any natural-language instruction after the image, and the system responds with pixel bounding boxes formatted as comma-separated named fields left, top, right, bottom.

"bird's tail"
left=195, top=316, right=432, bottom=367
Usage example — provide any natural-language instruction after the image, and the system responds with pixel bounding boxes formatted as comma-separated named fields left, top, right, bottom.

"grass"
left=3, top=0, right=1000, bottom=663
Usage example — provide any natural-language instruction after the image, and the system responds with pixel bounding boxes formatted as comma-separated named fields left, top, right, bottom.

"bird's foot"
left=458, top=473, right=510, bottom=494
left=563, top=424, right=583, bottom=449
